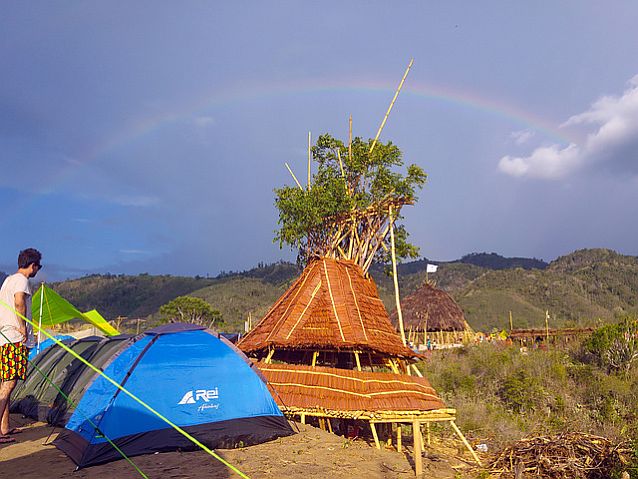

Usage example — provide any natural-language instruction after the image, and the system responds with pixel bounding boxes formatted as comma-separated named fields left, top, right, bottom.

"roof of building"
left=391, top=282, right=469, bottom=332
left=238, top=258, right=417, bottom=358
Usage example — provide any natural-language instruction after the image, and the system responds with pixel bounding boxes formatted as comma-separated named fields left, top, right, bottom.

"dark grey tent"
left=10, top=335, right=133, bottom=424
left=11, top=337, right=101, bottom=421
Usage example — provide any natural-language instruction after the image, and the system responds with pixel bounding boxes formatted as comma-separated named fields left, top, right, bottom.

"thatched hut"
left=391, top=282, right=473, bottom=347
left=239, top=257, right=419, bottom=368
left=238, top=258, right=460, bottom=454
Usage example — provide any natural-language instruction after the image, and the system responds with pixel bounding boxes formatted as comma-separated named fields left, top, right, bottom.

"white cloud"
left=510, top=129, right=535, bottom=145
left=112, top=195, right=160, bottom=207
left=119, top=249, right=149, bottom=255
left=499, top=75, right=638, bottom=179
left=193, top=116, right=215, bottom=127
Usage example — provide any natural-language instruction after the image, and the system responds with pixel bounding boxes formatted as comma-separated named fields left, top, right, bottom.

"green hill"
left=189, top=277, right=289, bottom=333
left=52, top=274, right=216, bottom=318
left=49, top=249, right=638, bottom=334
left=451, top=249, right=638, bottom=331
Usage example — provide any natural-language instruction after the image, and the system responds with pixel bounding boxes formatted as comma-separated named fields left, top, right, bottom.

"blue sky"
left=1, top=2, right=637, bottom=280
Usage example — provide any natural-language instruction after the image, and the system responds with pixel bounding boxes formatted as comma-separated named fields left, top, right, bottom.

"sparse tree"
left=159, top=296, right=223, bottom=329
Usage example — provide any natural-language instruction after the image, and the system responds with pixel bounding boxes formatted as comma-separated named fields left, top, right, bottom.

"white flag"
left=426, top=263, right=438, bottom=273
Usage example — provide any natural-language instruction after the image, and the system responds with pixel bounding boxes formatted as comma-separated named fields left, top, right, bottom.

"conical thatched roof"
left=392, top=282, right=470, bottom=332
left=239, top=257, right=417, bottom=358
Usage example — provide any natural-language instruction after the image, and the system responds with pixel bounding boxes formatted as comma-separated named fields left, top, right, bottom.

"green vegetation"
left=421, top=317, right=638, bottom=457
left=45, top=248, right=638, bottom=334
left=159, top=296, right=223, bottom=328
left=274, top=133, right=426, bottom=264
left=53, top=274, right=216, bottom=319
left=581, top=316, right=638, bottom=373
left=189, top=277, right=289, bottom=333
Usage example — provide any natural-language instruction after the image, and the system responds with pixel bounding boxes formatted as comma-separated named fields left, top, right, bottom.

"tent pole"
left=37, top=283, right=44, bottom=354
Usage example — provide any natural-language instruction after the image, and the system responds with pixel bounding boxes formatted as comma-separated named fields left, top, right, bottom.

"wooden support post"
left=354, top=351, right=362, bottom=371
left=387, top=359, right=400, bottom=374
left=396, top=424, right=402, bottom=453
left=426, top=422, right=431, bottom=446
left=413, top=420, right=422, bottom=477
left=389, top=205, right=407, bottom=346
left=327, top=418, right=333, bottom=434
left=420, top=426, right=426, bottom=452
left=300, top=414, right=306, bottom=424
left=411, top=363, right=423, bottom=377
left=264, top=348, right=275, bottom=364
left=312, top=351, right=319, bottom=367
left=370, top=422, right=381, bottom=449
left=450, top=421, right=481, bottom=466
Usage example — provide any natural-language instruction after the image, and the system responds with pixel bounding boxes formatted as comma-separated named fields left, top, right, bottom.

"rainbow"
left=40, top=77, right=578, bottom=195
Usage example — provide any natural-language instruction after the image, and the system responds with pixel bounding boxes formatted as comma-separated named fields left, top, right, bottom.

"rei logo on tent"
left=178, top=388, right=220, bottom=405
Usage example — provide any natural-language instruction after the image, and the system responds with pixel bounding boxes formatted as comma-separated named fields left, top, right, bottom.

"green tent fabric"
left=32, top=284, right=120, bottom=336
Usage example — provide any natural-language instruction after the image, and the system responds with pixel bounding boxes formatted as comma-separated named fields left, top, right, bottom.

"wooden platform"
left=258, top=362, right=480, bottom=475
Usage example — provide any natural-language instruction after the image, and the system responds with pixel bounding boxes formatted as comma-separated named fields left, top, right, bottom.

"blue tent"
left=54, top=323, right=292, bottom=468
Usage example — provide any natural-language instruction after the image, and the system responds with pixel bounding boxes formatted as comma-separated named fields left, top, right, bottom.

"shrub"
left=582, top=316, right=638, bottom=373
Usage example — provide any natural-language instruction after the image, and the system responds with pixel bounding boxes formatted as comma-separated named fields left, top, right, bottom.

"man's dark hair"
left=18, top=248, right=42, bottom=269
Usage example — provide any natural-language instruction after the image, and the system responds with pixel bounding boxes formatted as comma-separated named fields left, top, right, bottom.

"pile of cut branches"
left=490, top=432, right=631, bottom=479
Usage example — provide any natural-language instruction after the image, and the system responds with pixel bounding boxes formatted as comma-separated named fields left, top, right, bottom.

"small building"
left=392, top=282, right=473, bottom=347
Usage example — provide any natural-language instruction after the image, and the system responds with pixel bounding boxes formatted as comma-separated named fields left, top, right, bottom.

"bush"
left=498, top=369, right=545, bottom=413
left=582, top=316, right=638, bottom=373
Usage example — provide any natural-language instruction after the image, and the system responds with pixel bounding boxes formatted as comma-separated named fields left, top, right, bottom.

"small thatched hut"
left=391, top=282, right=473, bottom=347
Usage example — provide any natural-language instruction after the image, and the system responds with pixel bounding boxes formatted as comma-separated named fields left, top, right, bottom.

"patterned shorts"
left=0, top=343, right=28, bottom=381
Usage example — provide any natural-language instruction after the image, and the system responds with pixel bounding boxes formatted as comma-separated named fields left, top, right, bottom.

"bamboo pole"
left=545, top=310, right=550, bottom=341
left=370, top=58, right=414, bottom=155
left=509, top=310, right=513, bottom=332
left=264, top=348, right=275, bottom=364
left=450, top=421, right=482, bottom=466
left=426, top=423, right=431, bottom=446
left=307, top=132, right=311, bottom=189
left=349, top=115, right=353, bottom=164
left=389, top=205, right=407, bottom=345
left=354, top=351, right=362, bottom=371
left=285, top=163, right=304, bottom=190
left=397, top=424, right=402, bottom=452
left=413, top=420, right=422, bottom=476
left=370, top=422, right=381, bottom=449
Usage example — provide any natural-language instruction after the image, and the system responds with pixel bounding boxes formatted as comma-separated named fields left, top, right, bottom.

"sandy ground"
left=0, top=414, right=481, bottom=478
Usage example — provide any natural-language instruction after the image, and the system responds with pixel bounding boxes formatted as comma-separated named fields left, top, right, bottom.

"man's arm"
left=14, top=292, right=27, bottom=339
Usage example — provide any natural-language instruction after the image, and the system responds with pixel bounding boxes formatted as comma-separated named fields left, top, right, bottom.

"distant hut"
left=392, top=282, right=473, bottom=347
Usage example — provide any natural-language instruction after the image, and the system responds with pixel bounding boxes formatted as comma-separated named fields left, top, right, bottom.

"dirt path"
left=0, top=414, right=478, bottom=478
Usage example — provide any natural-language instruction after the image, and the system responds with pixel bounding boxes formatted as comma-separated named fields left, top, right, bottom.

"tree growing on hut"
left=274, top=133, right=426, bottom=272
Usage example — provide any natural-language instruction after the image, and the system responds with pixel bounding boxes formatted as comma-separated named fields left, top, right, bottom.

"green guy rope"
left=0, top=300, right=250, bottom=479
